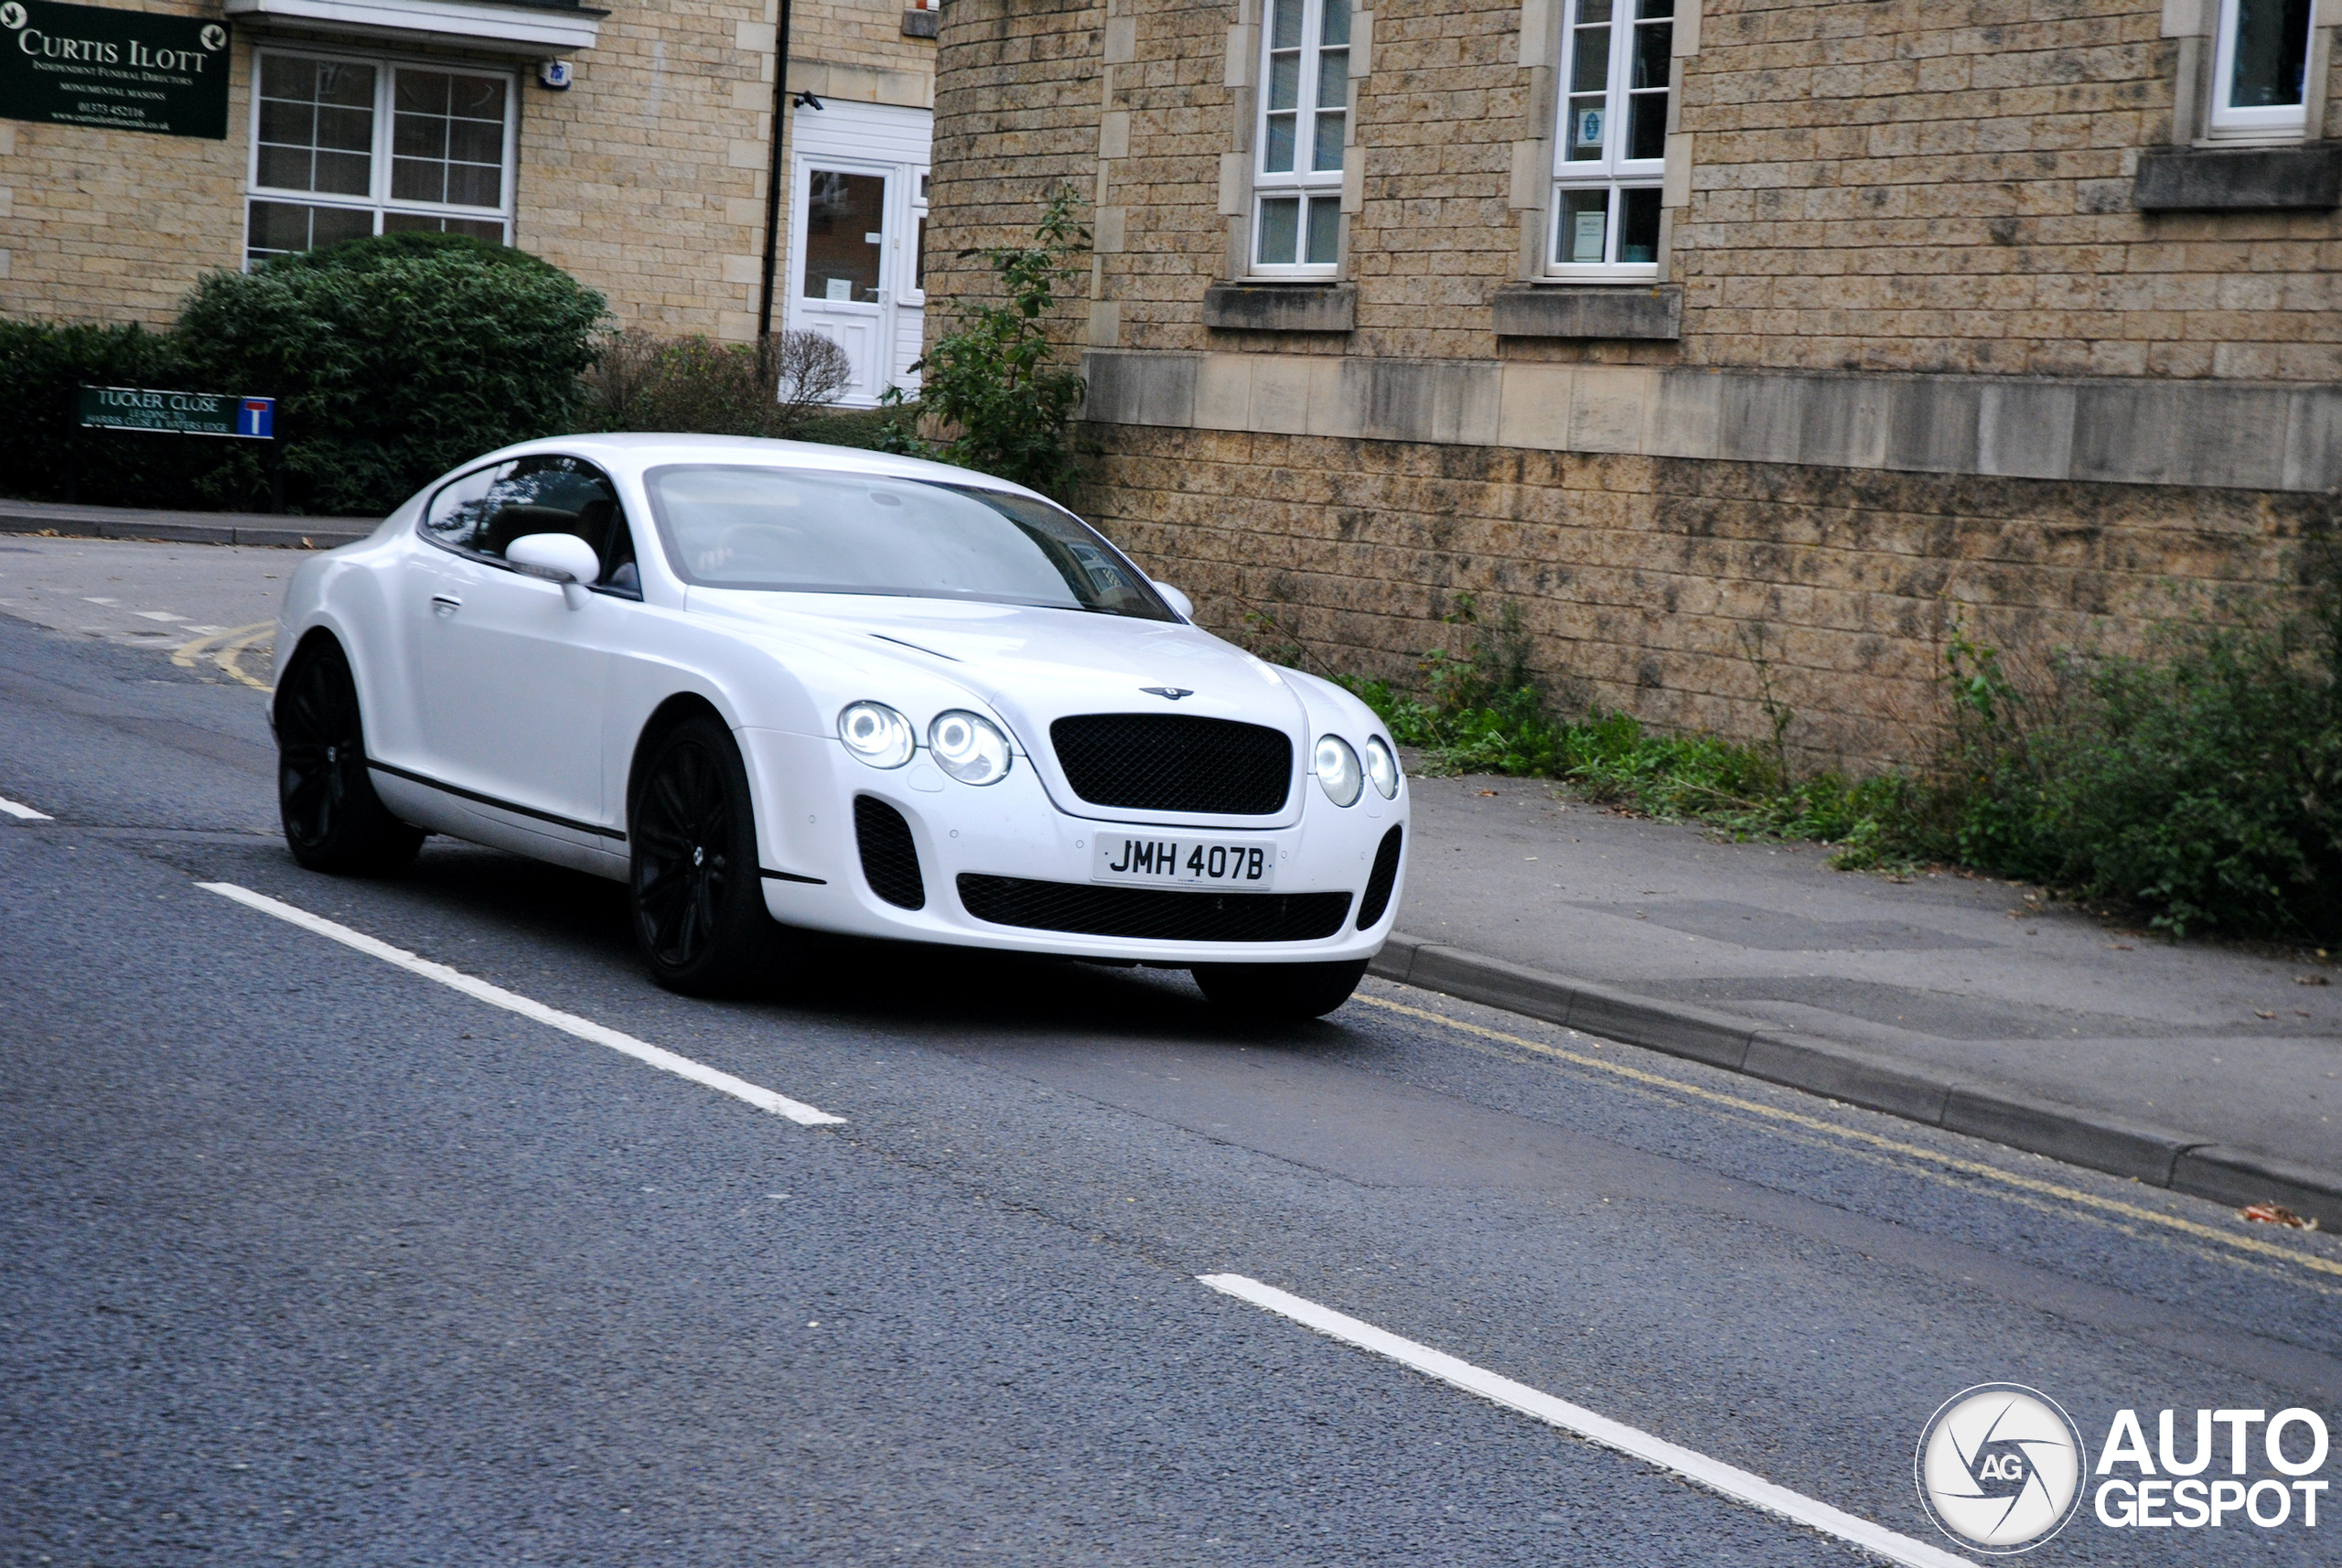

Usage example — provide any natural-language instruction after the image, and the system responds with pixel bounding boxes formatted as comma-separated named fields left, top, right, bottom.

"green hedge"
left=1, top=232, right=607, bottom=516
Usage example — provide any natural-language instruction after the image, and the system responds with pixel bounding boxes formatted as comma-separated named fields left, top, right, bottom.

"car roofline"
left=464, top=433, right=1063, bottom=510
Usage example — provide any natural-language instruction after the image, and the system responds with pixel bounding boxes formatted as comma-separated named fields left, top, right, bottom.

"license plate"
left=1090, top=834, right=1276, bottom=890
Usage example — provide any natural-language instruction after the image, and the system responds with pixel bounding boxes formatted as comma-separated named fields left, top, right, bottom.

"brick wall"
left=1676, top=0, right=2342, bottom=381
left=1089, top=422, right=2317, bottom=771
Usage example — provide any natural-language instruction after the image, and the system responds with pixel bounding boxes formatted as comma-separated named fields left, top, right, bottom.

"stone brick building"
left=929, top=0, right=2342, bottom=768
left=2, top=0, right=936, bottom=401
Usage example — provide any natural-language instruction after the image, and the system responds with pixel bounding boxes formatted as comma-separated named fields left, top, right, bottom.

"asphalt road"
left=5, top=607, right=2341, bottom=1567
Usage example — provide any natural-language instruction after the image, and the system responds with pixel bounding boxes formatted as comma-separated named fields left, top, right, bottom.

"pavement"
left=5, top=607, right=2340, bottom=1566
left=4, top=509, right=2337, bottom=1230
left=0, top=496, right=375, bottom=550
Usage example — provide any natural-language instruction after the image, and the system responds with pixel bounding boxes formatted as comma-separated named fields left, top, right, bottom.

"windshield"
left=641, top=465, right=1176, bottom=620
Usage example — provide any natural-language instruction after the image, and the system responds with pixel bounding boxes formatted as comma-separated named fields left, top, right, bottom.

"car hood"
left=692, top=591, right=1315, bottom=827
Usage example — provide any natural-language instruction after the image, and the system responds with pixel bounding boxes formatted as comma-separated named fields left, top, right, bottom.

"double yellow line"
left=170, top=621, right=274, bottom=693
left=1356, top=992, right=2342, bottom=1284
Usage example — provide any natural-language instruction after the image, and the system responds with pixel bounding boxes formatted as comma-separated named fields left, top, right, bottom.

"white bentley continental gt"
left=272, top=435, right=1408, bottom=1018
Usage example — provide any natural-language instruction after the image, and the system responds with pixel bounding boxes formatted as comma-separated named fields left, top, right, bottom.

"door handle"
left=430, top=593, right=462, bottom=615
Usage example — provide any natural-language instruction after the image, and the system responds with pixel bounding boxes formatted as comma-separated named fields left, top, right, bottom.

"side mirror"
left=1150, top=578, right=1193, bottom=620
left=507, top=532, right=602, bottom=610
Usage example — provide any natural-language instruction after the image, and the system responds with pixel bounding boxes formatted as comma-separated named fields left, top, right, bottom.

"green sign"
left=81, top=385, right=275, bottom=438
left=0, top=0, right=230, bottom=139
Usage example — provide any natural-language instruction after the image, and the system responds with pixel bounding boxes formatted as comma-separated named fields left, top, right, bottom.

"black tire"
left=1190, top=958, right=1368, bottom=1021
left=274, top=638, right=424, bottom=875
left=628, top=714, right=772, bottom=996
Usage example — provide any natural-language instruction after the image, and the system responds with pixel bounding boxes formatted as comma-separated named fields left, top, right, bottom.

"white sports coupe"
left=271, top=435, right=1408, bottom=1017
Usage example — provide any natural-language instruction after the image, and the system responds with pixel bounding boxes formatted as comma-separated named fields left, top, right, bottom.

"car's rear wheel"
left=629, top=714, right=771, bottom=996
left=1190, top=959, right=1368, bottom=1021
left=274, top=638, right=424, bottom=875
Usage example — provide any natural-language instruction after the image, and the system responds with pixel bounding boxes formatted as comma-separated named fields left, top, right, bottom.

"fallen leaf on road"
left=2240, top=1203, right=2321, bottom=1230
left=2299, top=974, right=2331, bottom=986
left=1477, top=789, right=1499, bottom=797
left=2109, top=942, right=2133, bottom=950
left=2254, top=1010, right=2277, bottom=1019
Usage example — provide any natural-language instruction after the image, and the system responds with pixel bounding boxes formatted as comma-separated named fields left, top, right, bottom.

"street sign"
left=0, top=0, right=231, bottom=139
left=81, top=385, right=274, bottom=438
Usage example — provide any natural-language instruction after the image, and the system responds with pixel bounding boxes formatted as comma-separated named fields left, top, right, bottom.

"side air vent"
left=854, top=796, right=925, bottom=909
left=1357, top=826, right=1403, bottom=929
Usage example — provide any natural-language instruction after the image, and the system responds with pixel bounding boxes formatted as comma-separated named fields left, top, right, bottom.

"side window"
left=421, top=456, right=642, bottom=596
left=1252, top=0, right=1349, bottom=275
left=2211, top=0, right=2314, bottom=138
left=1549, top=0, right=1671, bottom=279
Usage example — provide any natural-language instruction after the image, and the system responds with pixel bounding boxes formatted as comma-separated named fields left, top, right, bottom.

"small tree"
left=891, top=186, right=1090, bottom=500
left=579, top=328, right=851, bottom=437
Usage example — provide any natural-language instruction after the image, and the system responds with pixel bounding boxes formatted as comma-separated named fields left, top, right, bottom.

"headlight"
left=1364, top=735, right=1400, bottom=800
left=838, top=701, right=914, bottom=768
left=1314, top=735, right=1363, bottom=807
left=929, top=709, right=1012, bottom=785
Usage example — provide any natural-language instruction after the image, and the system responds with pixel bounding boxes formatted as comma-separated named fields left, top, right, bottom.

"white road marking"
left=199, top=881, right=845, bottom=1127
left=1198, top=1274, right=1972, bottom=1568
left=135, top=610, right=188, bottom=623
left=81, top=596, right=118, bottom=606
left=0, top=794, right=53, bottom=821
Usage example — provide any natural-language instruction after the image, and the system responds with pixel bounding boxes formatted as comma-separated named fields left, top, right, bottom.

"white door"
left=790, top=161, right=892, bottom=404
left=786, top=101, right=931, bottom=407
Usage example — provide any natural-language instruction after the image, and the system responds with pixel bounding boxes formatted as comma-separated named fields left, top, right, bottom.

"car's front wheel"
left=629, top=714, right=773, bottom=996
left=1190, top=959, right=1369, bottom=1021
left=274, top=638, right=424, bottom=875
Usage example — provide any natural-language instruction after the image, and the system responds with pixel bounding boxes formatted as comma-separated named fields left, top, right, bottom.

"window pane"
left=247, top=199, right=371, bottom=265
left=427, top=456, right=628, bottom=572
left=392, top=69, right=507, bottom=210
left=1557, top=188, right=1609, bottom=264
left=1257, top=196, right=1300, bottom=264
left=256, top=57, right=376, bottom=198
left=1628, top=91, right=1668, bottom=160
left=802, top=169, right=886, bottom=301
left=1268, top=50, right=1300, bottom=112
left=1569, top=23, right=1611, bottom=93
left=384, top=211, right=508, bottom=243
left=1566, top=95, right=1605, bottom=159
left=1632, top=19, right=1671, bottom=87
left=1263, top=112, right=1296, bottom=173
left=1637, top=0, right=1673, bottom=15
left=1305, top=195, right=1340, bottom=263
left=1574, top=0, right=1613, bottom=22
left=1316, top=47, right=1348, bottom=111
left=1313, top=110, right=1346, bottom=171
left=1619, top=188, right=1661, bottom=263
left=2229, top=0, right=2311, bottom=108
left=1320, top=0, right=1350, bottom=48
left=1271, top=0, right=1303, bottom=50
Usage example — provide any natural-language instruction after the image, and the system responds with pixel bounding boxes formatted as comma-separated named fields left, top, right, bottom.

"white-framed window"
left=2208, top=0, right=2315, bottom=139
left=245, top=48, right=518, bottom=265
left=1252, top=0, right=1350, bottom=275
left=1548, top=0, right=1670, bottom=280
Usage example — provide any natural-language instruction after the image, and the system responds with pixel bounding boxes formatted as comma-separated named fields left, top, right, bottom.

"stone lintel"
left=2133, top=142, right=2342, bottom=211
left=1201, top=283, right=1357, bottom=334
left=1492, top=284, right=1682, bottom=340
left=1079, top=349, right=2342, bottom=494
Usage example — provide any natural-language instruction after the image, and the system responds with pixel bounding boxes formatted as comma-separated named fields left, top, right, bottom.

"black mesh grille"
left=957, top=875, right=1350, bottom=942
left=1049, top=714, right=1292, bottom=816
left=1357, top=825, right=1403, bottom=929
left=854, top=796, right=925, bottom=909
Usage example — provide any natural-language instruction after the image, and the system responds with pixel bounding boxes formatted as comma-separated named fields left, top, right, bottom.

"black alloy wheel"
left=274, top=638, right=424, bottom=875
left=629, top=714, right=773, bottom=995
left=1190, top=958, right=1370, bottom=1021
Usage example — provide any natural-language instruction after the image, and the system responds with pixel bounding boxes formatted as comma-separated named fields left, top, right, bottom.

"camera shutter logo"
left=1915, top=1384, right=2088, bottom=1552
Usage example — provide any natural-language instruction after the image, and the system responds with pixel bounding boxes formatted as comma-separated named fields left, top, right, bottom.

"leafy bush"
left=175, top=231, right=607, bottom=514
left=577, top=328, right=851, bottom=438
left=886, top=186, right=1089, bottom=499
left=0, top=318, right=257, bottom=510
left=1332, top=586, right=2342, bottom=943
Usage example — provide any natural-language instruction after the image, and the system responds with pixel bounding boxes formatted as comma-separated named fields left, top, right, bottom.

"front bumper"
left=740, top=728, right=1407, bottom=965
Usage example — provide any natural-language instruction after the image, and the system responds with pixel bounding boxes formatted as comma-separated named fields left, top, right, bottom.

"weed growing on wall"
left=1338, top=590, right=2342, bottom=945
left=885, top=187, right=1090, bottom=501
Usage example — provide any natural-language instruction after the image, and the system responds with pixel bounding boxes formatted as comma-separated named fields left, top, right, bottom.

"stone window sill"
left=1492, top=284, right=1681, bottom=341
left=1202, top=283, right=1356, bottom=334
left=2133, top=142, right=2342, bottom=211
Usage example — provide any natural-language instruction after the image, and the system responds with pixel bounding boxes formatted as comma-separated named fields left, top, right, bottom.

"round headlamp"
left=929, top=710, right=1013, bottom=786
left=1314, top=735, right=1363, bottom=807
left=838, top=701, right=915, bottom=769
left=1363, top=735, right=1400, bottom=800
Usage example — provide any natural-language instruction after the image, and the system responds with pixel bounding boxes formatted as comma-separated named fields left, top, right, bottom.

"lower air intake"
left=854, top=796, right=925, bottom=909
left=957, top=875, right=1350, bottom=942
left=1357, top=825, right=1403, bottom=929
